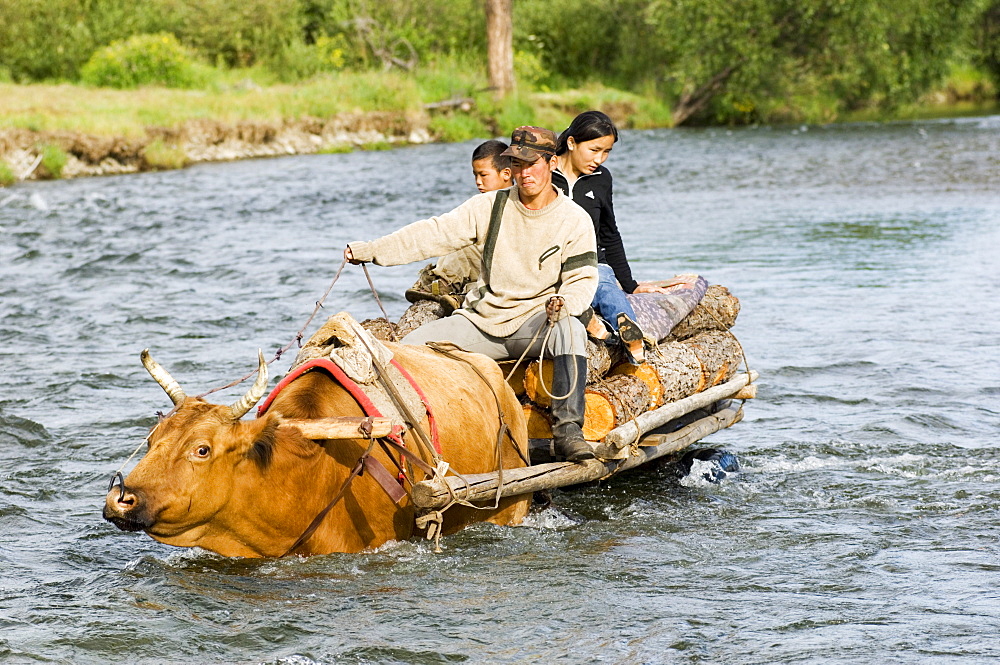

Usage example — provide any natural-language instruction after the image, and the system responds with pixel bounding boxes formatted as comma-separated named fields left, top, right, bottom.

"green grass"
left=39, top=143, right=67, bottom=178
left=142, top=139, right=188, bottom=170
left=0, top=160, right=15, bottom=186
left=0, top=71, right=427, bottom=137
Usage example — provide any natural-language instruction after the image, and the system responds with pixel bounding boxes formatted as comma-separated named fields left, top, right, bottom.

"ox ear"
left=228, top=350, right=269, bottom=421
left=141, top=349, right=186, bottom=406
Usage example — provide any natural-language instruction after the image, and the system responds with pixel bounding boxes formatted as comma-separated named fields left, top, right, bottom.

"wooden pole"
left=595, top=369, right=757, bottom=459
left=283, top=416, right=392, bottom=440
left=411, top=402, right=743, bottom=510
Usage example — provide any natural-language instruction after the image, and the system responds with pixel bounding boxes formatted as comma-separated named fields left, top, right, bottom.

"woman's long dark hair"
left=556, top=110, right=619, bottom=156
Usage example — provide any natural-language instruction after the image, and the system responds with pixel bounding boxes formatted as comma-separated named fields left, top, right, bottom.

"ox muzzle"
left=103, top=472, right=153, bottom=532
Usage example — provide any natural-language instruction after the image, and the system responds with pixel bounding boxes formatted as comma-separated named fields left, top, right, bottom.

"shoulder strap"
left=481, top=188, right=510, bottom=285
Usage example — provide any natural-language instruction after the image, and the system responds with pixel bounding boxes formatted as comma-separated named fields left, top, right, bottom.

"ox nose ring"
left=108, top=471, right=126, bottom=503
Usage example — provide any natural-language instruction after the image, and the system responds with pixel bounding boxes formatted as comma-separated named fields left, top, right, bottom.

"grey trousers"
left=401, top=310, right=587, bottom=360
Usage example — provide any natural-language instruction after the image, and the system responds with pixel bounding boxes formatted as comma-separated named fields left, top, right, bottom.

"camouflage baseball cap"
left=500, top=126, right=557, bottom=162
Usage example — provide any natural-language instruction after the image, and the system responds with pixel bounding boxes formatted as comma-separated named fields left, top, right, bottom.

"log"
left=608, top=362, right=664, bottom=407
left=582, top=391, right=615, bottom=441
left=523, top=360, right=555, bottom=408
left=649, top=341, right=706, bottom=402
left=594, top=370, right=757, bottom=458
left=360, top=317, right=399, bottom=342
left=411, top=402, right=744, bottom=509
left=498, top=360, right=527, bottom=398
left=583, top=375, right=652, bottom=438
left=523, top=403, right=553, bottom=439
left=685, top=330, right=744, bottom=387
left=284, top=416, right=393, bottom=440
left=396, top=300, right=446, bottom=338
left=586, top=338, right=623, bottom=381
left=524, top=348, right=621, bottom=408
left=667, top=285, right=740, bottom=341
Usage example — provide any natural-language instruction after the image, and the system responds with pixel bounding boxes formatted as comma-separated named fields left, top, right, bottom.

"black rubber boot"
left=550, top=354, right=594, bottom=462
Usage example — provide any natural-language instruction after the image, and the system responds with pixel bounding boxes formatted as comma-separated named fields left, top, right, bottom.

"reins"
left=196, top=257, right=350, bottom=399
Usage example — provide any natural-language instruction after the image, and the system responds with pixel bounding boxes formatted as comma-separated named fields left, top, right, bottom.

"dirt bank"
left=0, top=111, right=431, bottom=182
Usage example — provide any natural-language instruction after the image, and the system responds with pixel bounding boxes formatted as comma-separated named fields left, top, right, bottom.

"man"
left=345, top=126, right=598, bottom=462
left=405, top=139, right=515, bottom=313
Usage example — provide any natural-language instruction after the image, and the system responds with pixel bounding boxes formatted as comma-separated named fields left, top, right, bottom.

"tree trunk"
left=582, top=374, right=652, bottom=441
left=608, top=362, right=664, bottom=407
left=396, top=300, right=447, bottom=338
left=667, top=285, right=741, bottom=341
left=685, top=330, right=744, bottom=386
left=485, top=0, right=515, bottom=98
left=672, top=63, right=740, bottom=127
left=360, top=317, right=399, bottom=342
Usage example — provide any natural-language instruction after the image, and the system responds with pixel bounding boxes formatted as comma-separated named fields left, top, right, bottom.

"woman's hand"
left=632, top=283, right=673, bottom=295
left=344, top=246, right=361, bottom=265
left=633, top=278, right=687, bottom=295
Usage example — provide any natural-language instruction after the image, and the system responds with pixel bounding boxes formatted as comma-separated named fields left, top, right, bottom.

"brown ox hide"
left=103, top=343, right=530, bottom=557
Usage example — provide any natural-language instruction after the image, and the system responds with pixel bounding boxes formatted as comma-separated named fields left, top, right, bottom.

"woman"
left=552, top=111, right=670, bottom=362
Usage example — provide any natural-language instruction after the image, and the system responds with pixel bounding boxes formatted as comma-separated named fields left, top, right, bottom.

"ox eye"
left=194, top=445, right=211, bottom=458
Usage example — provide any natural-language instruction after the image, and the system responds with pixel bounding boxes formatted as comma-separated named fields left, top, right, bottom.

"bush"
left=0, top=160, right=16, bottom=186
left=80, top=33, right=213, bottom=88
left=39, top=144, right=68, bottom=179
left=266, top=35, right=347, bottom=82
left=141, top=139, right=188, bottom=170
left=428, top=113, right=489, bottom=142
left=0, top=0, right=162, bottom=82
left=153, top=0, right=305, bottom=69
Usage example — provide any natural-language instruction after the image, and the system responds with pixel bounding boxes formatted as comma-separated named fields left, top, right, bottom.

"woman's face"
left=567, top=134, right=615, bottom=174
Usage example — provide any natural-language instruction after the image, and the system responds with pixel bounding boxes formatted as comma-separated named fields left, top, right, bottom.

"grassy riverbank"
left=0, top=64, right=995, bottom=186
left=0, top=66, right=676, bottom=183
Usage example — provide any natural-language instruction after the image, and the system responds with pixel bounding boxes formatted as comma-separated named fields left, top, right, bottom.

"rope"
left=533, top=301, right=583, bottom=402
left=113, top=422, right=159, bottom=477
left=703, top=307, right=753, bottom=399
left=361, top=262, right=399, bottom=342
left=197, top=257, right=350, bottom=399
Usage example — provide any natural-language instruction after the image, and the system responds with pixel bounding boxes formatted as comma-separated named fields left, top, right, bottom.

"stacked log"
left=667, top=285, right=740, bottom=341
left=582, top=374, right=653, bottom=441
left=497, top=360, right=527, bottom=398
left=396, top=300, right=447, bottom=338
left=523, top=404, right=553, bottom=439
left=360, top=317, right=399, bottom=342
left=390, top=284, right=743, bottom=441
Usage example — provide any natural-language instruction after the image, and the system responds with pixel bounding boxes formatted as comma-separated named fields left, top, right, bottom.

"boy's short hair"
left=472, top=139, right=511, bottom=172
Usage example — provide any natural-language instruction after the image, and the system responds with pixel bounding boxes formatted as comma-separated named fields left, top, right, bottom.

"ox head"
left=103, top=349, right=277, bottom=552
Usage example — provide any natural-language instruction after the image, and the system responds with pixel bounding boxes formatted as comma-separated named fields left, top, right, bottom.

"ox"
left=103, top=343, right=531, bottom=557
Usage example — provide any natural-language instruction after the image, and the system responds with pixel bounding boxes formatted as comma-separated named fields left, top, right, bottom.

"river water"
left=1, top=116, right=999, bottom=664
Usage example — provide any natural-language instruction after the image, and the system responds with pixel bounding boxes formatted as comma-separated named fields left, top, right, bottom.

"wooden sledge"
left=361, top=280, right=757, bottom=509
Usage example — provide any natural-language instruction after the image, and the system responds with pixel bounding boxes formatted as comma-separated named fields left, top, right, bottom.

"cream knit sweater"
left=349, top=186, right=598, bottom=337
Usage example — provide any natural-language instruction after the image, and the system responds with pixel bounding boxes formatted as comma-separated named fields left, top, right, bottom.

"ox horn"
left=141, top=349, right=187, bottom=406
left=228, top=350, right=269, bottom=421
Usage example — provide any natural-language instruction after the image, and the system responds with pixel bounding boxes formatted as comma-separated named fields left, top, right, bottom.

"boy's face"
left=472, top=158, right=512, bottom=193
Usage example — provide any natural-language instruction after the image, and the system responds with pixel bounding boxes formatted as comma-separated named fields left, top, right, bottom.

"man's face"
left=511, top=155, right=555, bottom=198
left=472, top=158, right=512, bottom=193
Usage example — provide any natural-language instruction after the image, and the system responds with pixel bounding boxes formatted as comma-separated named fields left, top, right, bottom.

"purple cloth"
left=626, top=275, right=709, bottom=342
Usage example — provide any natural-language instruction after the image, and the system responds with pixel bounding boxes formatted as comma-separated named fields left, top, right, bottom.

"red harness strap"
left=256, top=358, right=441, bottom=455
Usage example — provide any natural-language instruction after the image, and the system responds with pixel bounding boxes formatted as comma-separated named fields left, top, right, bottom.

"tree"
left=485, top=0, right=514, bottom=97
left=644, top=0, right=982, bottom=125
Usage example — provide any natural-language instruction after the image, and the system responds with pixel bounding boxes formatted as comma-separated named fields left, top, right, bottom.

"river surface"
left=1, top=116, right=999, bottom=664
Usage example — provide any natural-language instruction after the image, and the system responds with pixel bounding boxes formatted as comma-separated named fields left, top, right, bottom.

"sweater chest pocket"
left=537, top=245, right=560, bottom=270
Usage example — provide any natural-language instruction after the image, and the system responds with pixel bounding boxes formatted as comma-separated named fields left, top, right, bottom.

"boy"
left=471, top=139, right=513, bottom=193
left=405, top=140, right=513, bottom=311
